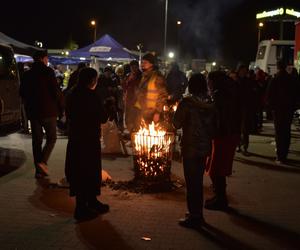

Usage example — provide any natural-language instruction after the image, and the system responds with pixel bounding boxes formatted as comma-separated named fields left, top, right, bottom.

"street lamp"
left=164, top=0, right=168, bottom=59
left=176, top=20, right=181, bottom=58
left=91, top=20, right=97, bottom=43
left=168, top=51, right=175, bottom=59
left=258, top=22, right=264, bottom=44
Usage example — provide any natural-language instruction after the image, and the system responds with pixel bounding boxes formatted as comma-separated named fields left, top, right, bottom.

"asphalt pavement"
left=0, top=121, right=299, bottom=250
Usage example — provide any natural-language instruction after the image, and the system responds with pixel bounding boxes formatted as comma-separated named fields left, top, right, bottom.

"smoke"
left=170, top=0, right=245, bottom=61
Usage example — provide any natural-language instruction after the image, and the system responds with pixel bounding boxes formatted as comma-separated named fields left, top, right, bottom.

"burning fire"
left=131, top=120, right=174, bottom=180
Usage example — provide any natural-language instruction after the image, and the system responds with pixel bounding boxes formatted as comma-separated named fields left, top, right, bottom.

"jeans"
left=183, top=156, right=206, bottom=218
left=30, top=117, right=57, bottom=169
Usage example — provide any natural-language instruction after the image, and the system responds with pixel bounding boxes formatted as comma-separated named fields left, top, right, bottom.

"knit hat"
left=142, top=53, right=157, bottom=65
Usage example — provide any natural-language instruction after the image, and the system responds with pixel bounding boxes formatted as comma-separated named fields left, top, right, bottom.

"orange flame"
left=133, top=120, right=172, bottom=158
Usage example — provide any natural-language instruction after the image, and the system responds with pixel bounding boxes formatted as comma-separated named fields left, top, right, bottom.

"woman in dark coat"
left=65, top=67, right=109, bottom=220
left=205, top=71, right=242, bottom=210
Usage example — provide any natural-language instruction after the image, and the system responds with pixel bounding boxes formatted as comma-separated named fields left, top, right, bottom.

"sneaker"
left=88, top=200, right=110, bottom=214
left=178, top=216, right=205, bottom=229
left=275, top=159, right=286, bottom=165
left=37, top=162, right=49, bottom=176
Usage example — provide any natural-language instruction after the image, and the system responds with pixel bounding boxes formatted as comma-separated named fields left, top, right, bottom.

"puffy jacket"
left=173, top=95, right=217, bottom=158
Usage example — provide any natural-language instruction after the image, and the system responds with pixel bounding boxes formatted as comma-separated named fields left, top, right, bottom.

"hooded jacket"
left=173, top=95, right=217, bottom=158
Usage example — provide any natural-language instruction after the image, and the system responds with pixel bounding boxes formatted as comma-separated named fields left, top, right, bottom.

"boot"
left=87, top=196, right=110, bottom=214
left=74, top=195, right=98, bottom=221
left=205, top=176, right=228, bottom=211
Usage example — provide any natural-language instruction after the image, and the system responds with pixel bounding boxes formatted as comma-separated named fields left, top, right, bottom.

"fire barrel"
left=131, top=131, right=175, bottom=182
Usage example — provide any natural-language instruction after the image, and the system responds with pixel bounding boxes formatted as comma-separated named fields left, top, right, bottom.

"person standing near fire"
left=65, top=67, right=109, bottom=221
left=173, top=73, right=216, bottom=229
left=134, top=53, right=168, bottom=127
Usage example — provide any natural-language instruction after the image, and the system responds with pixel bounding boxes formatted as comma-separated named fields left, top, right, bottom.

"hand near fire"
left=153, top=113, right=160, bottom=123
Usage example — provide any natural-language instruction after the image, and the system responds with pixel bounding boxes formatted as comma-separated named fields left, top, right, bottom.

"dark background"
left=1, top=0, right=300, bottom=68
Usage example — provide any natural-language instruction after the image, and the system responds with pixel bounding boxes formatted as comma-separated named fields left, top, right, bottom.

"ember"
left=131, top=121, right=175, bottom=182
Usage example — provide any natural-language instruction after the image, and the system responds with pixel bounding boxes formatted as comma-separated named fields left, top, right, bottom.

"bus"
left=255, top=40, right=294, bottom=75
left=0, top=43, right=21, bottom=135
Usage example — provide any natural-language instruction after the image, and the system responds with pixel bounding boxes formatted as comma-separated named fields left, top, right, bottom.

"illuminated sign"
left=256, top=7, right=300, bottom=19
left=89, top=46, right=111, bottom=52
left=286, top=8, right=300, bottom=18
left=256, top=8, right=284, bottom=19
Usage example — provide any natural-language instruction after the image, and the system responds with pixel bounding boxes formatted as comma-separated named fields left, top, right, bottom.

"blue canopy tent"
left=69, top=34, right=136, bottom=62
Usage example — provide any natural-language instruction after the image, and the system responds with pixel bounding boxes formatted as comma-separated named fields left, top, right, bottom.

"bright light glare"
left=168, top=52, right=175, bottom=58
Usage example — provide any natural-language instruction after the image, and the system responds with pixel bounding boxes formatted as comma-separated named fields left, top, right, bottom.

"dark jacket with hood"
left=173, top=95, right=216, bottom=158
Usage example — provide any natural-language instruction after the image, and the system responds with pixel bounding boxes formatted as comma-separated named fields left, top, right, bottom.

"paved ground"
left=0, top=121, right=299, bottom=250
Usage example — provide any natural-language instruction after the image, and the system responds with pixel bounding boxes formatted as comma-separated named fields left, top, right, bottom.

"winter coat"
left=266, top=70, right=298, bottom=112
left=173, top=95, right=217, bottom=158
left=65, top=86, right=108, bottom=197
left=124, top=71, right=142, bottom=106
left=20, top=62, right=64, bottom=120
left=212, top=78, right=242, bottom=137
left=135, top=70, right=168, bottom=115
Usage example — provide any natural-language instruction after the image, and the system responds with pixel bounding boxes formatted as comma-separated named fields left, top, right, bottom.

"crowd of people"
left=18, top=49, right=300, bottom=224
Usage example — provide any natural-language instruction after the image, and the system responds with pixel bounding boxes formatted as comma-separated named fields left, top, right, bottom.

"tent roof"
left=0, top=32, right=42, bottom=55
left=69, top=34, right=136, bottom=61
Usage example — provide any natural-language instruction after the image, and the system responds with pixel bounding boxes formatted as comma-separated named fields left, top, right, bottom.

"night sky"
left=1, top=0, right=300, bottom=68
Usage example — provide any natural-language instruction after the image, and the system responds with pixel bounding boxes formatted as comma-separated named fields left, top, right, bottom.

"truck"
left=294, top=21, right=300, bottom=73
left=0, top=43, right=21, bottom=135
left=255, top=39, right=294, bottom=76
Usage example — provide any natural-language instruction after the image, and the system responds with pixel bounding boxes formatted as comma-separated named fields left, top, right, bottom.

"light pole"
left=164, top=0, right=168, bottom=59
left=258, top=22, right=264, bottom=45
left=91, top=20, right=97, bottom=43
left=176, top=20, right=181, bottom=58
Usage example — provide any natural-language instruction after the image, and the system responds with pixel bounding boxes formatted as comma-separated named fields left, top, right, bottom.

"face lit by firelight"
left=141, top=60, right=153, bottom=72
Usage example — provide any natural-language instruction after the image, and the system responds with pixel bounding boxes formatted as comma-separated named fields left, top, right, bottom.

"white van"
left=0, top=43, right=21, bottom=135
left=255, top=40, right=294, bottom=76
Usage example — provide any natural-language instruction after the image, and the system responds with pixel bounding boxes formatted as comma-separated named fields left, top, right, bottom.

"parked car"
left=0, top=43, right=21, bottom=135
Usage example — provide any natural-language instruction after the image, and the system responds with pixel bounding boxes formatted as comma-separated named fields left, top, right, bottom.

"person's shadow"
left=234, top=156, right=300, bottom=173
left=29, top=178, right=133, bottom=249
left=226, top=208, right=300, bottom=249
left=76, top=218, right=133, bottom=250
left=198, top=223, right=255, bottom=250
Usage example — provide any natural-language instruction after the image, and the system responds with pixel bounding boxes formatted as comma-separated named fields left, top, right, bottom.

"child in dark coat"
left=173, top=73, right=216, bottom=228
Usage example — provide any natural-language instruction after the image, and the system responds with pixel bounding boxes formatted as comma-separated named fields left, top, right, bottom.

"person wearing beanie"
left=133, top=53, right=168, bottom=126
